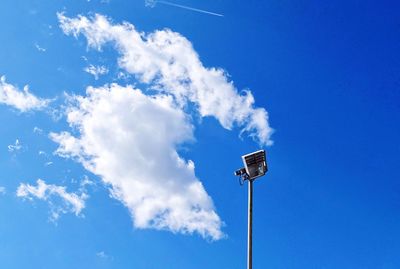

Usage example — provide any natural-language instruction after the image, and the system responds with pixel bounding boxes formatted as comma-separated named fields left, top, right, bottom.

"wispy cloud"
left=34, top=43, right=46, bottom=52
left=0, top=76, right=49, bottom=112
left=8, top=139, right=22, bottom=153
left=33, top=127, right=44, bottom=134
left=17, top=179, right=88, bottom=221
left=96, top=251, right=112, bottom=260
left=84, top=64, right=109, bottom=80
left=0, top=186, right=5, bottom=195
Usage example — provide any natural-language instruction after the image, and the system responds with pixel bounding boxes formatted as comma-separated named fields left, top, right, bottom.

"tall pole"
left=247, top=179, right=253, bottom=269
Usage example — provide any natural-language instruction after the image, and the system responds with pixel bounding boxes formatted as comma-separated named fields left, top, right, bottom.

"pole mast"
left=247, top=179, right=253, bottom=269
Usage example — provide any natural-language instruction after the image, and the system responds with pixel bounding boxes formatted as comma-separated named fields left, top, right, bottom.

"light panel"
left=241, top=150, right=267, bottom=180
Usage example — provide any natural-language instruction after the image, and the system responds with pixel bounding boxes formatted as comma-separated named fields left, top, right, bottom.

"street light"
left=234, top=149, right=268, bottom=269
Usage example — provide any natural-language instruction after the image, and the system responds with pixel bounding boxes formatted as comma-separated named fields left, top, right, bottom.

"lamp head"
left=241, top=150, right=267, bottom=180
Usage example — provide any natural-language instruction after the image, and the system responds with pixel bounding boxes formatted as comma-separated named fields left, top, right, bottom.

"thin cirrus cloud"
left=52, top=13, right=273, bottom=240
left=16, top=179, right=88, bottom=221
left=0, top=76, right=49, bottom=112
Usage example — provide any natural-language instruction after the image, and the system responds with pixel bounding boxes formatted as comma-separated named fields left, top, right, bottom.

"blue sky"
left=0, top=0, right=399, bottom=268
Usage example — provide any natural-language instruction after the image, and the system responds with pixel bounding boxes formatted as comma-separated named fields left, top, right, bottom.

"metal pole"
left=247, top=179, right=253, bottom=269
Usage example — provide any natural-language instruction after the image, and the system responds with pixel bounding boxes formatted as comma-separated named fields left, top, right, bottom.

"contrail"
left=146, top=0, right=224, bottom=17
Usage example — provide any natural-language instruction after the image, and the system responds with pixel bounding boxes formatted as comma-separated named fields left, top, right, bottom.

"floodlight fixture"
left=242, top=150, right=267, bottom=180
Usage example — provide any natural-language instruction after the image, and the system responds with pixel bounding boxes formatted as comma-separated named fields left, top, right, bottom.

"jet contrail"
left=146, top=0, right=224, bottom=17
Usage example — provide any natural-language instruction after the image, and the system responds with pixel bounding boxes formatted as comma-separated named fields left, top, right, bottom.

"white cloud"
left=84, top=64, right=109, bottom=80
left=145, top=0, right=156, bottom=7
left=50, top=84, right=223, bottom=240
left=96, top=251, right=111, bottom=259
left=33, top=127, right=44, bottom=134
left=8, top=139, right=22, bottom=153
left=53, top=13, right=275, bottom=240
left=80, top=175, right=95, bottom=188
left=16, top=179, right=88, bottom=221
left=58, top=13, right=273, bottom=146
left=0, top=186, right=5, bottom=195
left=0, top=76, right=49, bottom=112
left=34, top=43, right=46, bottom=52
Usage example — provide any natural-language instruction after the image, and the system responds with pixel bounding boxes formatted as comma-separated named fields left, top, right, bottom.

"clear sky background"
left=0, top=0, right=399, bottom=268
